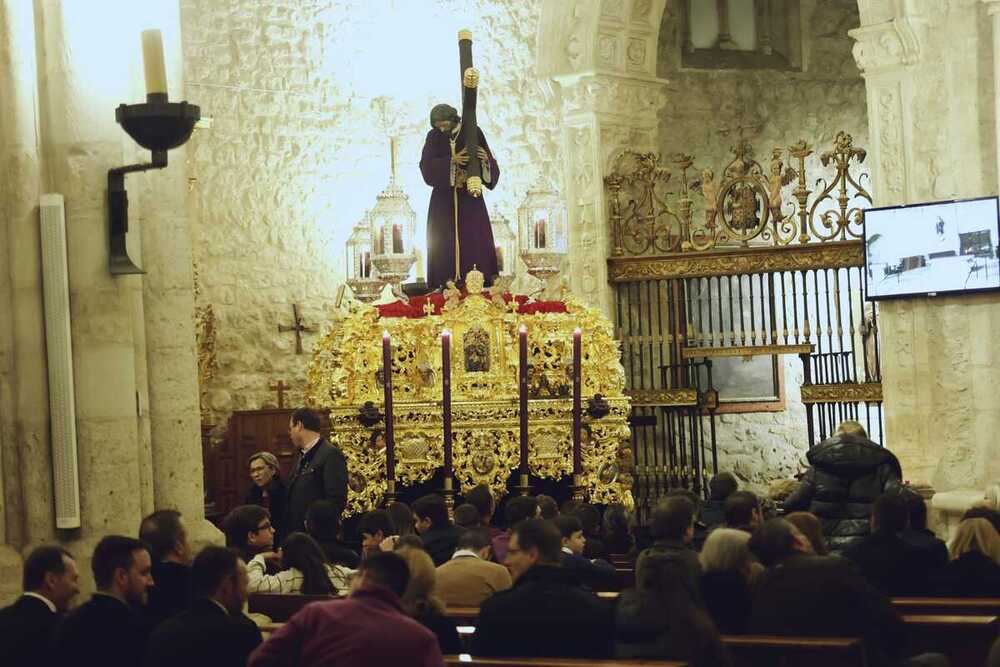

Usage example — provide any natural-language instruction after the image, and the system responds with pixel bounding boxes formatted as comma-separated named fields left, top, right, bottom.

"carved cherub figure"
left=489, top=275, right=512, bottom=308
left=443, top=280, right=462, bottom=309
left=768, top=150, right=797, bottom=216
left=699, top=167, right=719, bottom=226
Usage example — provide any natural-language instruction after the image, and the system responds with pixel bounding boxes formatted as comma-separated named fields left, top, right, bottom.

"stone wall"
left=653, top=0, right=870, bottom=487
left=180, top=0, right=561, bottom=433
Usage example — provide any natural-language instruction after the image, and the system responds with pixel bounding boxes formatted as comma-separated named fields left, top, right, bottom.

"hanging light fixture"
left=490, top=209, right=516, bottom=277
left=518, top=189, right=567, bottom=292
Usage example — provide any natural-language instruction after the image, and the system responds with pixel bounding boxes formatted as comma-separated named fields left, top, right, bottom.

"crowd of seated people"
left=5, top=422, right=1000, bottom=667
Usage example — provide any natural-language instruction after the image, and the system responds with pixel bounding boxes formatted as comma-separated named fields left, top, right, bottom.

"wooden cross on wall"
left=269, top=380, right=290, bottom=409
left=278, top=303, right=317, bottom=355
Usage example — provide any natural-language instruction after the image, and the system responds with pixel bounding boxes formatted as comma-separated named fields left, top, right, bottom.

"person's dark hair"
left=23, top=545, right=73, bottom=591
left=386, top=501, right=415, bottom=536
left=412, top=494, right=451, bottom=529
left=785, top=511, right=829, bottom=556
left=573, top=503, right=601, bottom=536
left=306, top=500, right=343, bottom=541
left=898, top=487, right=928, bottom=530
left=139, top=509, right=185, bottom=562
left=429, top=103, right=460, bottom=128
left=723, top=491, right=760, bottom=528
left=223, top=505, right=270, bottom=555
left=504, top=495, right=539, bottom=527
left=709, top=472, right=739, bottom=501
left=560, top=499, right=581, bottom=516
left=359, top=551, right=411, bottom=597
left=512, top=518, right=562, bottom=564
left=290, top=407, right=322, bottom=433
left=92, top=535, right=149, bottom=590
left=668, top=488, right=702, bottom=513
left=394, top=534, right=425, bottom=551
left=962, top=506, right=1000, bottom=534
left=536, top=494, right=558, bottom=520
left=191, top=546, right=241, bottom=599
left=454, top=504, right=481, bottom=530
left=464, top=484, right=493, bottom=521
left=602, top=503, right=633, bottom=550
left=872, top=492, right=909, bottom=533
left=457, top=527, right=491, bottom=552
left=554, top=514, right=583, bottom=539
left=281, top=532, right=335, bottom=595
left=650, top=497, right=696, bottom=541
left=748, top=518, right=799, bottom=567
left=358, top=509, right=396, bottom=539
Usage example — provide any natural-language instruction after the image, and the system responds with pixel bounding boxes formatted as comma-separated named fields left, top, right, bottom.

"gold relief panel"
left=800, top=382, right=883, bottom=404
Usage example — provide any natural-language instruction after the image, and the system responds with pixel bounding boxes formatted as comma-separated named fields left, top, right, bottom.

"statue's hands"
left=453, top=148, right=469, bottom=166
left=477, top=147, right=489, bottom=163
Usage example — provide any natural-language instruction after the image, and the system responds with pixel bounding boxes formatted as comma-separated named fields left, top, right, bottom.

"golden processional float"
left=306, top=269, right=633, bottom=518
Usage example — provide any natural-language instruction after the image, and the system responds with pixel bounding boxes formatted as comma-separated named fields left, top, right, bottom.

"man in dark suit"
left=145, top=546, right=262, bottom=667
left=0, top=545, right=80, bottom=665
left=748, top=518, right=911, bottom=667
left=473, top=518, right=615, bottom=658
left=843, top=493, right=928, bottom=596
left=554, top=514, right=617, bottom=591
left=139, top=509, right=194, bottom=627
left=284, top=407, right=348, bottom=535
left=52, top=535, right=155, bottom=667
left=412, top=493, right=462, bottom=566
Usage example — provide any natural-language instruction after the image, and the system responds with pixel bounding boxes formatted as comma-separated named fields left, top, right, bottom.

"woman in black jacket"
left=246, top=452, right=288, bottom=543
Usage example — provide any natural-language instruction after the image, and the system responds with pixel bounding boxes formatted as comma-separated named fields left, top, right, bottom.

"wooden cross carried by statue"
left=278, top=303, right=317, bottom=355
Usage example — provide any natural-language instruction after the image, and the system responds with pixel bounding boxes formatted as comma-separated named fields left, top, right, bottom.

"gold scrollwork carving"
left=626, top=388, right=698, bottom=406
left=681, top=344, right=814, bottom=360
left=800, top=382, right=883, bottom=404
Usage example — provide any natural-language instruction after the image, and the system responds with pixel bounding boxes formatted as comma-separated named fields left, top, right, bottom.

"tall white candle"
left=415, top=249, right=425, bottom=281
left=141, top=30, right=168, bottom=96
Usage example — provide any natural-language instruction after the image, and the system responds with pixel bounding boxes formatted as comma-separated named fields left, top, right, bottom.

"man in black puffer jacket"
left=784, top=421, right=902, bottom=552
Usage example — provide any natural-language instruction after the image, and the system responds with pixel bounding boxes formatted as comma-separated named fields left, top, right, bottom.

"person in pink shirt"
left=248, top=552, right=442, bottom=667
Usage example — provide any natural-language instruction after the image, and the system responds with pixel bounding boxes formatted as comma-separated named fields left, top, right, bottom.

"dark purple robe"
left=420, top=126, right=500, bottom=290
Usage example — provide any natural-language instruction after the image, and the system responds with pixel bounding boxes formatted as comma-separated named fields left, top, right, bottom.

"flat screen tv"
left=864, top=196, right=1000, bottom=300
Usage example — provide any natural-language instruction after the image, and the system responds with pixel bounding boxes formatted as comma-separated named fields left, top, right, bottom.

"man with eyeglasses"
left=223, top=506, right=279, bottom=563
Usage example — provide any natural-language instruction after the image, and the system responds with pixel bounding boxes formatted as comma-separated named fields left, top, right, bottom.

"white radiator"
left=39, top=193, right=81, bottom=529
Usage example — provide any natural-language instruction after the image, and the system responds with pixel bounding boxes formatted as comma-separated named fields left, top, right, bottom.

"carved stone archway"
left=535, top=0, right=670, bottom=316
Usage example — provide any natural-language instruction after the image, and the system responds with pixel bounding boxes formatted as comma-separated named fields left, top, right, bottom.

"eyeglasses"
left=252, top=521, right=274, bottom=533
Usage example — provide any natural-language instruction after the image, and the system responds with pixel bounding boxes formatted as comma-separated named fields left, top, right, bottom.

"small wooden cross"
left=269, top=380, right=290, bottom=409
left=278, top=303, right=317, bottom=355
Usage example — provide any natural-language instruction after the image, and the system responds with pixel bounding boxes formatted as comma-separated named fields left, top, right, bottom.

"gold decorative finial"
left=466, top=265, right=485, bottom=294
left=466, top=175, right=483, bottom=197
left=458, top=29, right=472, bottom=41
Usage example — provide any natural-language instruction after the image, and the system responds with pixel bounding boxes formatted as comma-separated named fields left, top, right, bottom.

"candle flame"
left=574, top=327, right=582, bottom=335
left=518, top=324, right=527, bottom=334
left=442, top=329, right=451, bottom=338
left=383, top=330, right=390, bottom=339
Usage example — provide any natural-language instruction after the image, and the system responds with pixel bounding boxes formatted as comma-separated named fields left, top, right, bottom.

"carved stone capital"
left=849, top=18, right=923, bottom=75
left=556, top=71, right=668, bottom=126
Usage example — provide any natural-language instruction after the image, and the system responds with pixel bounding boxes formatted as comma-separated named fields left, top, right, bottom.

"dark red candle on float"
left=518, top=324, right=528, bottom=472
left=442, top=330, right=452, bottom=473
left=572, top=327, right=582, bottom=476
left=382, top=330, right=395, bottom=481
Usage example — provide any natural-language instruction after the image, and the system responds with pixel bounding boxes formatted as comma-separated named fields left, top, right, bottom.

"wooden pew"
left=614, top=568, right=635, bottom=590
left=721, top=635, right=867, bottom=667
left=892, top=597, right=1000, bottom=617
left=901, top=614, right=998, bottom=667
left=248, top=592, right=336, bottom=621
left=444, top=657, right=686, bottom=667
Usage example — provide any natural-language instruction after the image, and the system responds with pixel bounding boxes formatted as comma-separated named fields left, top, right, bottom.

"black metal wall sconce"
left=108, top=30, right=200, bottom=274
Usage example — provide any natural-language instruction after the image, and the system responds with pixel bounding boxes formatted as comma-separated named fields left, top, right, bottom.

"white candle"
left=141, top=30, right=168, bottom=96
left=415, top=249, right=425, bottom=281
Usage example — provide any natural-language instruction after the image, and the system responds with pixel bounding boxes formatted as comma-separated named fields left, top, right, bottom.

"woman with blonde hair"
left=698, top=528, right=753, bottom=634
left=936, top=518, right=1000, bottom=596
left=396, top=545, right=462, bottom=654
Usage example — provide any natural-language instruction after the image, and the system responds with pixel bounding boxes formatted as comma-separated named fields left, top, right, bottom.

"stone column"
left=851, top=1, right=1000, bottom=499
left=138, top=4, right=220, bottom=545
left=0, top=0, right=48, bottom=603
left=33, top=0, right=147, bottom=584
left=555, top=72, right=668, bottom=319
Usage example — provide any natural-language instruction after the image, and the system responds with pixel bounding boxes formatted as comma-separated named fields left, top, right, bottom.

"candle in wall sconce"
left=441, top=330, right=452, bottom=474
left=572, top=327, right=582, bottom=476
left=382, top=330, right=395, bottom=481
left=518, top=324, right=528, bottom=473
left=140, top=29, right=168, bottom=96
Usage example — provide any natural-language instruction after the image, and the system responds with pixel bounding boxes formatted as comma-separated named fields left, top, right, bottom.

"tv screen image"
left=864, top=196, right=1000, bottom=300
